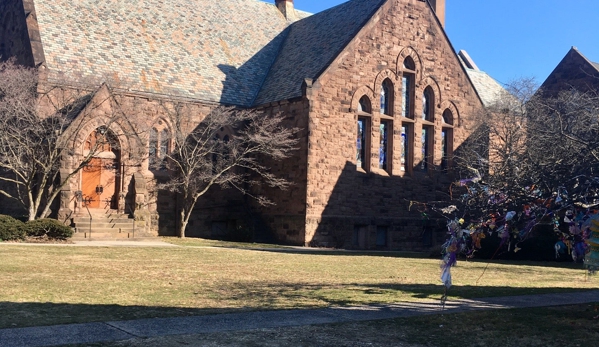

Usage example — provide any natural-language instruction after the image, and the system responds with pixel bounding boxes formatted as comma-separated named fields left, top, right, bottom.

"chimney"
left=429, top=0, right=446, bottom=28
left=275, top=0, right=296, bottom=21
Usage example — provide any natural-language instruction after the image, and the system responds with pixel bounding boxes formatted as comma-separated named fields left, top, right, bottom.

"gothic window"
left=442, top=108, right=453, bottom=125
left=149, top=128, right=158, bottom=167
left=401, top=124, right=410, bottom=172
left=422, top=87, right=434, bottom=121
left=379, top=120, right=391, bottom=172
left=149, top=121, right=171, bottom=170
left=402, top=75, right=413, bottom=118
left=358, top=96, right=371, bottom=113
left=357, top=117, right=370, bottom=171
left=380, top=79, right=393, bottom=115
left=402, top=57, right=415, bottom=119
left=441, top=109, right=454, bottom=170
left=356, top=95, right=372, bottom=171
left=421, top=126, right=433, bottom=171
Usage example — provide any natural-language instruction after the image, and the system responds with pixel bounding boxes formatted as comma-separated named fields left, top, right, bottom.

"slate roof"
left=35, top=0, right=309, bottom=106
left=464, top=68, right=505, bottom=107
left=593, top=62, right=599, bottom=72
left=255, top=0, right=386, bottom=105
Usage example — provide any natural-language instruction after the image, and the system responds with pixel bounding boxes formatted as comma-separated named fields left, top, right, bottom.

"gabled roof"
left=458, top=50, right=505, bottom=107
left=254, top=0, right=386, bottom=105
left=539, top=47, right=599, bottom=96
left=34, top=0, right=309, bottom=106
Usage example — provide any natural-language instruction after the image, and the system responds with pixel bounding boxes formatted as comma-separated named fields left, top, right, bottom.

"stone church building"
left=0, top=0, right=489, bottom=249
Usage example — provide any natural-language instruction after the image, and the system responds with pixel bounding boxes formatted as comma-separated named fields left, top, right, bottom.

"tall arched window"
left=401, top=57, right=415, bottom=119
left=422, top=87, right=434, bottom=121
left=441, top=109, right=454, bottom=170
left=356, top=95, right=372, bottom=171
left=380, top=79, right=393, bottom=115
left=400, top=57, right=417, bottom=174
left=149, top=121, right=171, bottom=170
left=149, top=128, right=158, bottom=167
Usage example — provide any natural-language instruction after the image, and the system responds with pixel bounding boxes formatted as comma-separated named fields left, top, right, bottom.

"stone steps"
left=71, top=209, right=154, bottom=240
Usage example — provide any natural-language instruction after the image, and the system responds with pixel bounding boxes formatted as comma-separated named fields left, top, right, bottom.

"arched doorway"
left=81, top=127, right=121, bottom=209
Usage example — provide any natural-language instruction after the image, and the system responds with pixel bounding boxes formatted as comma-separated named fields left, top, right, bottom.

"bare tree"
left=436, top=78, right=599, bottom=260
left=159, top=105, right=299, bottom=238
left=0, top=60, right=137, bottom=220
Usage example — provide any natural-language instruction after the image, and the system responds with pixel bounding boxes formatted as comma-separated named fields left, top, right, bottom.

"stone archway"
left=81, top=127, right=121, bottom=210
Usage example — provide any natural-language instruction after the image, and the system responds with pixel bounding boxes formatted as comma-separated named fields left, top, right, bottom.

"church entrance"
left=80, top=128, right=121, bottom=209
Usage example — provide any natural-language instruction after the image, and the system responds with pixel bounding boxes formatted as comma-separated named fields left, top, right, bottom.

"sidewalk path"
left=0, top=240, right=180, bottom=247
left=1, top=290, right=598, bottom=347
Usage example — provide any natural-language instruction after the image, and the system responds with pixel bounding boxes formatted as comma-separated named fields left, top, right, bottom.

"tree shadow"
left=1, top=283, right=594, bottom=330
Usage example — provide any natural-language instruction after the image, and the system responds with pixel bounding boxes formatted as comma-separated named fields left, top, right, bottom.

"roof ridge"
left=250, top=26, right=292, bottom=107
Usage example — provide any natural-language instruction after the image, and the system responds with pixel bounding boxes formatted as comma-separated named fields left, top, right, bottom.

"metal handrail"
left=125, top=201, right=136, bottom=239
left=84, top=202, right=92, bottom=240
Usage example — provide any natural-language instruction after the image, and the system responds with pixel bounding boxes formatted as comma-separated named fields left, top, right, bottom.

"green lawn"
left=0, top=241, right=597, bottom=329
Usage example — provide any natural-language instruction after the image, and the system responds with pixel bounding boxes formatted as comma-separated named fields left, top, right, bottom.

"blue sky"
left=264, top=0, right=599, bottom=86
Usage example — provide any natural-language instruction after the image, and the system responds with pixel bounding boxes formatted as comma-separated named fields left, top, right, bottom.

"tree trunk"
left=178, top=209, right=187, bottom=238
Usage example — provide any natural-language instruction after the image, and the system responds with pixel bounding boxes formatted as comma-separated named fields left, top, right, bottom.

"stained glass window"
left=421, top=127, right=430, bottom=171
left=357, top=118, right=366, bottom=170
left=380, top=80, right=390, bottom=115
left=441, top=129, right=448, bottom=170
left=379, top=121, right=389, bottom=171
left=402, top=75, right=411, bottom=118
left=159, top=129, right=169, bottom=160
left=422, top=88, right=432, bottom=121
left=149, top=128, right=158, bottom=167
left=401, top=124, right=408, bottom=171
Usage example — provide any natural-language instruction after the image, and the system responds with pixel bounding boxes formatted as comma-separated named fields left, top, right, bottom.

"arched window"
left=441, top=109, right=454, bottom=170
left=380, top=79, right=393, bottom=115
left=403, top=56, right=415, bottom=71
left=149, top=128, right=158, bottom=167
left=442, top=109, right=453, bottom=125
left=149, top=121, right=171, bottom=170
left=356, top=95, right=371, bottom=171
left=401, top=57, right=415, bottom=119
left=379, top=120, right=390, bottom=172
left=400, top=57, right=416, bottom=174
left=358, top=96, right=371, bottom=113
left=422, top=87, right=434, bottom=121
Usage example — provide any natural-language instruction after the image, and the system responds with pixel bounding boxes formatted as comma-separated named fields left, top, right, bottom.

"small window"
left=403, top=57, right=415, bottom=71
left=379, top=121, right=391, bottom=172
left=358, top=96, right=371, bottom=113
left=442, top=109, right=453, bottom=125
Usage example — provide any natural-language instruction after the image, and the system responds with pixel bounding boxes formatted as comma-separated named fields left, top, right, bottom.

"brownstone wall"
left=303, top=0, right=483, bottom=250
left=252, top=97, right=311, bottom=245
left=540, top=48, right=599, bottom=96
left=0, top=0, right=44, bottom=66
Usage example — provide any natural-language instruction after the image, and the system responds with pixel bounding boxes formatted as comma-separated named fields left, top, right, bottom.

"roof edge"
left=309, top=0, right=388, bottom=84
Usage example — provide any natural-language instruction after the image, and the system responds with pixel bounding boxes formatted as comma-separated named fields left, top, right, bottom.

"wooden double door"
left=81, top=129, right=121, bottom=209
